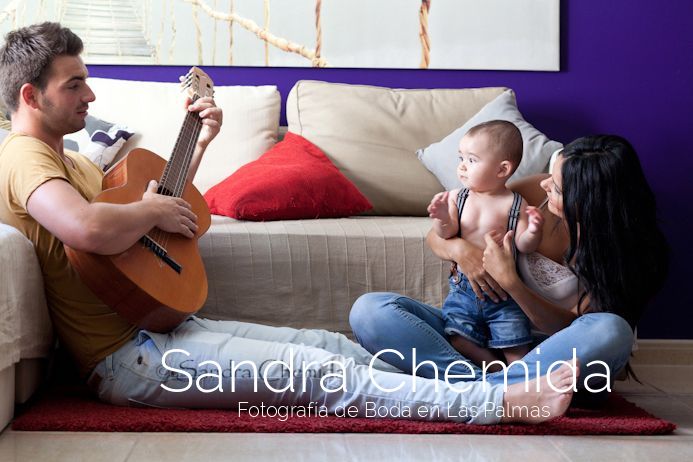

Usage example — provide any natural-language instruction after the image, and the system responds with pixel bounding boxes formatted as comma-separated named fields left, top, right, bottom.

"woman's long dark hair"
left=561, top=135, right=669, bottom=328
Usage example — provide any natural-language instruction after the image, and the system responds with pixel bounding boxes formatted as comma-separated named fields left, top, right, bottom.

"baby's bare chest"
left=459, top=199, right=513, bottom=247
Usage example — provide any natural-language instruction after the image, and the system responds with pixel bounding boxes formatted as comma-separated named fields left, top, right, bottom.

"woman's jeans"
left=350, top=292, right=634, bottom=404
left=89, top=317, right=505, bottom=424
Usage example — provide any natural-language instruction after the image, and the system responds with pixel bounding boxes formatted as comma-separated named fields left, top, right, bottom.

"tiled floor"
left=0, top=365, right=691, bottom=462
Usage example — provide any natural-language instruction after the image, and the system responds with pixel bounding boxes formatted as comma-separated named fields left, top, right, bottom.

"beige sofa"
left=0, top=79, right=558, bottom=429
left=0, top=223, right=53, bottom=430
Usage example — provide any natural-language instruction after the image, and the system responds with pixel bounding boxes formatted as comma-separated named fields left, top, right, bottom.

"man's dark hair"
left=0, top=22, right=83, bottom=112
left=467, top=120, right=523, bottom=173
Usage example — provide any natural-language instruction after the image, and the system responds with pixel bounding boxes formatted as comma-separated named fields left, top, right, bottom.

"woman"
left=350, top=135, right=668, bottom=401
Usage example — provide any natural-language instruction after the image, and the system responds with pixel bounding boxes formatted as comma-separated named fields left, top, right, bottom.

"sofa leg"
left=0, top=365, right=15, bottom=432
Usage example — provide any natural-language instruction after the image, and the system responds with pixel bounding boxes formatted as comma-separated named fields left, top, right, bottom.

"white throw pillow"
left=86, top=78, right=281, bottom=194
left=416, top=89, right=563, bottom=191
left=64, top=115, right=134, bottom=170
left=548, top=146, right=565, bottom=174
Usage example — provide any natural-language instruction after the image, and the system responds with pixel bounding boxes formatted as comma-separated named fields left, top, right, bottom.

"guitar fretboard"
left=158, top=96, right=203, bottom=198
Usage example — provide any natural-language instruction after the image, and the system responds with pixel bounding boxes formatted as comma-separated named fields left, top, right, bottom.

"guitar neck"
left=158, top=99, right=203, bottom=197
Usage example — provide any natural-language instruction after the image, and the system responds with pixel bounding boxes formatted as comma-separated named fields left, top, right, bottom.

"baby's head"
left=457, top=120, right=523, bottom=191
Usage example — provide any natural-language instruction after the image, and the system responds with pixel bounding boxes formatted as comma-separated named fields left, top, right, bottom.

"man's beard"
left=39, top=92, right=85, bottom=135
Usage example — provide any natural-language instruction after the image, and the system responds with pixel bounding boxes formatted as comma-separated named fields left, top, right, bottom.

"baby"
left=428, top=120, right=544, bottom=371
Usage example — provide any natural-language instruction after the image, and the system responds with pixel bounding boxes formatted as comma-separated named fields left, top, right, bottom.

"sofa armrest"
left=0, top=224, right=53, bottom=373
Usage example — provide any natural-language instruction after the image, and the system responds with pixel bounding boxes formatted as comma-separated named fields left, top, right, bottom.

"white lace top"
left=517, top=251, right=638, bottom=350
left=517, top=252, right=579, bottom=310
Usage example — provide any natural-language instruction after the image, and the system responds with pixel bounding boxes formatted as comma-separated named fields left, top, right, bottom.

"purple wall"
left=88, top=0, right=693, bottom=338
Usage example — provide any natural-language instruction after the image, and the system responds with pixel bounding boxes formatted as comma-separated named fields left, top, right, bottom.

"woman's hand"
left=430, top=232, right=508, bottom=302
left=482, top=230, right=522, bottom=292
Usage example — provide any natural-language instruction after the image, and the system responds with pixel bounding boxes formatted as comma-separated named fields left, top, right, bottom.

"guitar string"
left=157, top=70, right=210, bottom=253
left=148, top=90, right=199, bottom=250
left=158, top=76, right=195, bottom=199
left=154, top=111, right=197, bottom=250
left=164, top=111, right=203, bottom=249
left=157, top=102, right=204, bottom=253
left=174, top=100, right=203, bottom=198
left=149, top=96, right=194, bottom=248
left=138, top=72, right=209, bottom=272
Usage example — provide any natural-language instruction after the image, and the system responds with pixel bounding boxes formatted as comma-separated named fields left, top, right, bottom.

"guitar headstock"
left=181, top=67, right=214, bottom=101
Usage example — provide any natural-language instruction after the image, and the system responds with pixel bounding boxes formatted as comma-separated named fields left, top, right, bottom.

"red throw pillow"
left=204, top=132, right=372, bottom=220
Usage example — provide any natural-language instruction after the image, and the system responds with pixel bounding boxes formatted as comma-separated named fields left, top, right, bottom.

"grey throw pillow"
left=416, top=90, right=563, bottom=191
left=64, top=115, right=134, bottom=170
left=0, top=98, right=11, bottom=131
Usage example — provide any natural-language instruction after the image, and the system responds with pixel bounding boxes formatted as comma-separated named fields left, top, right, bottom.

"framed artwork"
left=1, top=0, right=559, bottom=70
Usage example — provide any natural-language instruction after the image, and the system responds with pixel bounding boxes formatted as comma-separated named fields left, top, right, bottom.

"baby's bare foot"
left=501, top=361, right=579, bottom=424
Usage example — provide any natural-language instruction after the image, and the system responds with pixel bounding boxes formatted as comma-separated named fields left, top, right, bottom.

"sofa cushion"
left=204, top=132, right=372, bottom=220
left=198, top=215, right=449, bottom=335
left=63, top=115, right=134, bottom=170
left=287, top=80, right=507, bottom=216
left=417, top=89, right=563, bottom=191
left=86, top=78, right=281, bottom=194
left=0, top=99, right=10, bottom=131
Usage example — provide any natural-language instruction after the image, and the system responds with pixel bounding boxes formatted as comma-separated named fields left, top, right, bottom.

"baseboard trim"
left=632, top=339, right=693, bottom=366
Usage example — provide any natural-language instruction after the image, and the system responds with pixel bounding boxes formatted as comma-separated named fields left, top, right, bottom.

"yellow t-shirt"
left=0, top=133, right=137, bottom=377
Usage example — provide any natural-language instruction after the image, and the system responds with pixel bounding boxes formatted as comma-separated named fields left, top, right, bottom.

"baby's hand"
left=487, top=229, right=505, bottom=248
left=428, top=191, right=450, bottom=221
left=526, top=206, right=545, bottom=234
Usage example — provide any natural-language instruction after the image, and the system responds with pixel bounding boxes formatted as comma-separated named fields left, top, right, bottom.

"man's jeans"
left=89, top=317, right=505, bottom=424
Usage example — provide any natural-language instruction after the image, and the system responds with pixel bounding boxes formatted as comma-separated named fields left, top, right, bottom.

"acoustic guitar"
left=65, top=67, right=214, bottom=333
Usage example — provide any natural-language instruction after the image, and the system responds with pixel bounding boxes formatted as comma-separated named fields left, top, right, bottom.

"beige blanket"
left=0, top=225, right=53, bottom=371
left=198, top=216, right=448, bottom=335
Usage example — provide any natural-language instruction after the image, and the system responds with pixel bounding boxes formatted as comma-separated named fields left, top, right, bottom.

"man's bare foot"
left=500, top=361, right=579, bottom=424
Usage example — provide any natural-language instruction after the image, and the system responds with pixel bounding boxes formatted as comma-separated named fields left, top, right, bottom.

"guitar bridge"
left=140, top=235, right=182, bottom=274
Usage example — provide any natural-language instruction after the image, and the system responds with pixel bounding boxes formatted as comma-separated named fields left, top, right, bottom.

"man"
left=0, top=22, right=222, bottom=379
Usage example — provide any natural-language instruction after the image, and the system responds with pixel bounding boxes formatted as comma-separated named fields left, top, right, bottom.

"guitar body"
left=65, top=148, right=211, bottom=333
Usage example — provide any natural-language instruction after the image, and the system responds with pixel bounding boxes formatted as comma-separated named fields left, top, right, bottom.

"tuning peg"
left=180, top=74, right=193, bottom=91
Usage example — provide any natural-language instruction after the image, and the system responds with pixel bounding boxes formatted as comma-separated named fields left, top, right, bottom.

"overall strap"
left=456, top=188, right=470, bottom=238
left=450, top=188, right=470, bottom=281
left=506, top=191, right=522, bottom=261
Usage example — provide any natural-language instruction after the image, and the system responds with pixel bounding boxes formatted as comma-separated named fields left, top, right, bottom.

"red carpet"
left=12, top=389, right=675, bottom=435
